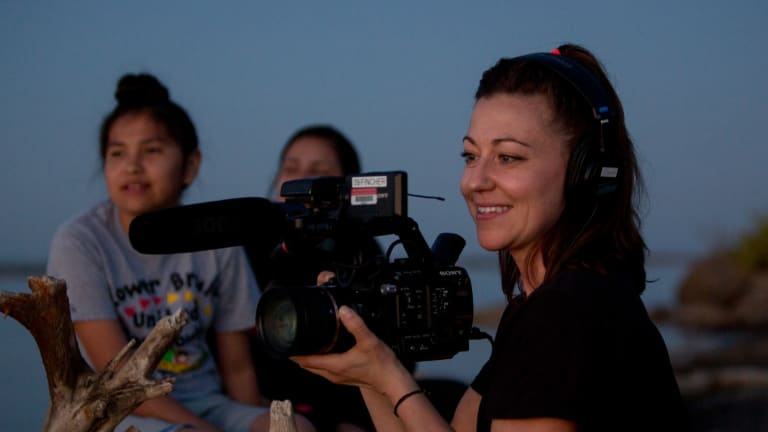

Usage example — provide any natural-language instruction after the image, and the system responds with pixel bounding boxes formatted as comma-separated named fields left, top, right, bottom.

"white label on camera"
left=352, top=175, right=387, bottom=188
left=351, top=187, right=377, bottom=205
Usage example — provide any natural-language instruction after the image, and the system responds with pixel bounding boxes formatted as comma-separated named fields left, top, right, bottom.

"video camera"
left=129, top=171, right=474, bottom=362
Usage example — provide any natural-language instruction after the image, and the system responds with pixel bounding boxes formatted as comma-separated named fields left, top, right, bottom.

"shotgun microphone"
left=128, top=197, right=286, bottom=254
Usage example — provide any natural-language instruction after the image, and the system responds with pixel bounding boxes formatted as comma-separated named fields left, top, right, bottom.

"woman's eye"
left=145, top=146, right=163, bottom=154
left=107, top=149, right=123, bottom=158
left=460, top=151, right=477, bottom=164
left=498, top=154, right=522, bottom=164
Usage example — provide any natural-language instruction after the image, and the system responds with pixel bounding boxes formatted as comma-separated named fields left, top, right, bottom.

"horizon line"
left=0, top=249, right=701, bottom=278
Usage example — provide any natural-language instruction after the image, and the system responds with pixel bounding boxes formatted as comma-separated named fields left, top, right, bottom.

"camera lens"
left=259, top=296, right=298, bottom=354
left=255, top=287, right=341, bottom=357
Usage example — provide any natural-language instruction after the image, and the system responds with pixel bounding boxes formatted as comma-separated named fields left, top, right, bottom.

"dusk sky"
left=1, top=3, right=767, bottom=428
left=2, top=1, right=767, bottom=267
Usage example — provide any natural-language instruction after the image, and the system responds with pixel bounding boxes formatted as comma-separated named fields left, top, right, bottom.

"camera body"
left=255, top=171, right=474, bottom=361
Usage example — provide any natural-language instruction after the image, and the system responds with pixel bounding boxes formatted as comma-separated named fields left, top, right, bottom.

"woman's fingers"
left=316, top=271, right=335, bottom=285
left=292, top=351, right=343, bottom=371
left=337, top=305, right=375, bottom=342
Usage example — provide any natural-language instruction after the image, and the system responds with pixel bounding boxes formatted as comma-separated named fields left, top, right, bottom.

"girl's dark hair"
left=270, top=124, right=361, bottom=195
left=280, top=125, right=361, bottom=175
left=476, top=43, right=647, bottom=296
left=99, top=73, right=198, bottom=161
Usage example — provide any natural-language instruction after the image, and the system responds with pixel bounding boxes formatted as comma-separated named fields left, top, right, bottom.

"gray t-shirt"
left=46, top=200, right=260, bottom=400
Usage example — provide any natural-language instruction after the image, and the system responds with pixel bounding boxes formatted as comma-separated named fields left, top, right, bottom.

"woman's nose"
left=466, top=158, right=494, bottom=191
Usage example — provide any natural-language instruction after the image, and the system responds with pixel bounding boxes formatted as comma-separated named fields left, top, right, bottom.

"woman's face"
left=460, top=93, right=570, bottom=261
left=274, top=136, right=344, bottom=201
left=104, top=112, right=199, bottom=230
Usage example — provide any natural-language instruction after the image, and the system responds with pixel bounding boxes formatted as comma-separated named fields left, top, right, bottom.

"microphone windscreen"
left=129, top=197, right=285, bottom=254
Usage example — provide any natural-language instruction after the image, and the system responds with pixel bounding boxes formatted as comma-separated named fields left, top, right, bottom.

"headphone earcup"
left=566, top=137, right=600, bottom=195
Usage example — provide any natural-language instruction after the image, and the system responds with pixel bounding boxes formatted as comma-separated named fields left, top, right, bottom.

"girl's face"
left=460, top=93, right=570, bottom=263
left=274, top=136, right=343, bottom=201
left=104, top=112, right=200, bottom=231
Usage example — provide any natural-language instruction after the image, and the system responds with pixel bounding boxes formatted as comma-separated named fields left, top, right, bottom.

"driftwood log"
left=0, top=276, right=188, bottom=432
left=269, top=400, right=298, bottom=432
left=0, top=275, right=301, bottom=432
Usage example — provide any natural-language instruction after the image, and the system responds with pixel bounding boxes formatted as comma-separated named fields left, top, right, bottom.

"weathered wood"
left=269, top=400, right=298, bottom=432
left=0, top=276, right=188, bottom=432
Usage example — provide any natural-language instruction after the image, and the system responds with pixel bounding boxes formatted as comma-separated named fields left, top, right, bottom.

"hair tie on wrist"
left=393, top=388, right=424, bottom=417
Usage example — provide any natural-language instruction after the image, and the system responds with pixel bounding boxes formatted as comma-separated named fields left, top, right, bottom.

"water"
left=0, top=264, right=687, bottom=431
left=0, top=275, right=50, bottom=431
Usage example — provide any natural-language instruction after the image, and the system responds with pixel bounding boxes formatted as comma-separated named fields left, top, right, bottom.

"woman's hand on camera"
left=316, top=270, right=336, bottom=286
left=290, top=305, right=413, bottom=397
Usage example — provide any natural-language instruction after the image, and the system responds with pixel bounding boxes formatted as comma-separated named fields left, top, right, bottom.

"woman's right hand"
left=290, top=305, right=418, bottom=400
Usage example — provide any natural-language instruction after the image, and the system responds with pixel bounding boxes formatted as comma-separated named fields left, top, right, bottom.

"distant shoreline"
left=0, top=262, right=46, bottom=277
left=0, top=249, right=697, bottom=274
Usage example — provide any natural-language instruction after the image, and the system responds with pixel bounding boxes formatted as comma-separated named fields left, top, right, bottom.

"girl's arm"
left=74, top=320, right=220, bottom=431
left=215, top=330, right=263, bottom=405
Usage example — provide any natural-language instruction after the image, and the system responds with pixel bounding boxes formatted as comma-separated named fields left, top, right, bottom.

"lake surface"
left=0, top=262, right=686, bottom=431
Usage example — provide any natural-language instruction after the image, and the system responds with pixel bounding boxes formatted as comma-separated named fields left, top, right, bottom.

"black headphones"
left=517, top=52, right=620, bottom=197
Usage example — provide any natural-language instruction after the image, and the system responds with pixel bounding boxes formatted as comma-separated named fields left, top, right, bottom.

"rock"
left=668, top=303, right=736, bottom=330
left=677, top=366, right=768, bottom=396
left=656, top=256, right=768, bottom=330
left=677, top=254, right=750, bottom=306
left=732, top=272, right=768, bottom=327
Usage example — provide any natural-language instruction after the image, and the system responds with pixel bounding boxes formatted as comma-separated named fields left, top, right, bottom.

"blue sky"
left=1, top=1, right=767, bottom=265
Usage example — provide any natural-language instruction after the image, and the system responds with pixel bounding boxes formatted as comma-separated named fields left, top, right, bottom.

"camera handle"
left=387, top=217, right=436, bottom=270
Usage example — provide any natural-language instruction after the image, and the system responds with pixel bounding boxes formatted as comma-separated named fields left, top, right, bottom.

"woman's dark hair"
left=99, top=73, right=198, bottom=162
left=269, top=124, right=361, bottom=195
left=476, top=43, right=647, bottom=296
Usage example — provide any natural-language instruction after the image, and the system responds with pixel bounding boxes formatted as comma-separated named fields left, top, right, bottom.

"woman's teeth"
left=477, top=206, right=509, bottom=214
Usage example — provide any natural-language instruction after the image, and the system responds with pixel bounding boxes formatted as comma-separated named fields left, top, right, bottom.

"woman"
left=292, top=44, right=688, bottom=431
left=46, top=73, right=314, bottom=432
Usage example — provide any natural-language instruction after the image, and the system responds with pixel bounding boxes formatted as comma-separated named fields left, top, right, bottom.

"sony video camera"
left=128, top=171, right=474, bottom=362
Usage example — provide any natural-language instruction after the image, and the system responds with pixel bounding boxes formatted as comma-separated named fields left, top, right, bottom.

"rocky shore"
left=651, top=251, right=768, bottom=431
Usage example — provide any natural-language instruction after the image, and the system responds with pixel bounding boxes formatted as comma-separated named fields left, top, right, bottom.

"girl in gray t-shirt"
left=46, top=73, right=313, bottom=432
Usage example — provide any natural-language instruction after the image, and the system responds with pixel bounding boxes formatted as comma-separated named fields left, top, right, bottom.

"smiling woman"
left=290, top=44, right=690, bottom=432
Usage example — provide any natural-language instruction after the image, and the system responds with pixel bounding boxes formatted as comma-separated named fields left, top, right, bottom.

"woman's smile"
left=474, top=204, right=512, bottom=219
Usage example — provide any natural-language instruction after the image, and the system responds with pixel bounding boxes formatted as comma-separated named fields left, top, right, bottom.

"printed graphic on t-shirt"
left=110, top=270, right=221, bottom=376
left=157, top=346, right=209, bottom=374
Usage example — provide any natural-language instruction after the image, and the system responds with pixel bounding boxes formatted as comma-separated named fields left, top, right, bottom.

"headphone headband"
left=518, top=53, right=612, bottom=124
left=517, top=51, right=619, bottom=195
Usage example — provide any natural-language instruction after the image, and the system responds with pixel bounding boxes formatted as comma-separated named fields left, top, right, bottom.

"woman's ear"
left=183, top=149, right=202, bottom=187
